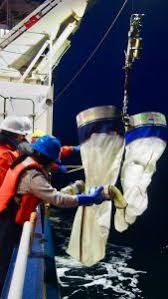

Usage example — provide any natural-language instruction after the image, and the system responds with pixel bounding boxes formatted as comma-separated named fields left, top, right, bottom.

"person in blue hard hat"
left=0, top=135, right=107, bottom=291
left=19, top=129, right=80, bottom=173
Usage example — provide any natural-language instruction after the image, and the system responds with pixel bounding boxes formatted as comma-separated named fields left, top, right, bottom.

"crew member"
left=0, top=134, right=106, bottom=291
left=0, top=116, right=31, bottom=186
left=31, top=129, right=80, bottom=158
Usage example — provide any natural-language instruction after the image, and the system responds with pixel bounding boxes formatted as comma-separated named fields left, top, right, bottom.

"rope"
left=66, top=165, right=82, bottom=169
left=54, top=0, right=129, bottom=103
left=66, top=166, right=84, bottom=174
left=131, top=0, right=134, bottom=11
left=35, top=0, right=130, bottom=121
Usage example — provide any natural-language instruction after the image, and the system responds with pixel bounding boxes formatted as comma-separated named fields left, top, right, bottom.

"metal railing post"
left=7, top=221, right=32, bottom=299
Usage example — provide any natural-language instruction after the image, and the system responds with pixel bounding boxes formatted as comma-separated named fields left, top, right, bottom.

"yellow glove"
left=104, top=185, right=127, bottom=209
left=104, top=185, right=128, bottom=232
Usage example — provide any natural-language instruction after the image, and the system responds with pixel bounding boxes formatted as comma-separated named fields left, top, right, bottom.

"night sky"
left=52, top=0, right=168, bottom=250
left=53, top=0, right=168, bottom=141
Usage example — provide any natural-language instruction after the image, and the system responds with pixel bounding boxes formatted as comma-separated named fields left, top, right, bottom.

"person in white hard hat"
left=0, top=115, right=32, bottom=186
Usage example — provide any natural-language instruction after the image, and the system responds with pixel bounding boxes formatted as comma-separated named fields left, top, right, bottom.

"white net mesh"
left=67, top=106, right=125, bottom=266
left=120, top=112, right=167, bottom=227
left=121, top=137, right=166, bottom=225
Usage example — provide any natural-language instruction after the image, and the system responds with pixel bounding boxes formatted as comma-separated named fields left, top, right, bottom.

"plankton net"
left=67, top=106, right=126, bottom=266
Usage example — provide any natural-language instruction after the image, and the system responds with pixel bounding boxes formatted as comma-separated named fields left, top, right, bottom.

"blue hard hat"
left=30, top=135, right=61, bottom=164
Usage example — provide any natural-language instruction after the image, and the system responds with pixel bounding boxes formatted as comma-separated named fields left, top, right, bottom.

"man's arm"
left=17, top=169, right=79, bottom=208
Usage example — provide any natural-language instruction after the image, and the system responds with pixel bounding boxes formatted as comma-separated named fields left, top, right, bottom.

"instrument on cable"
left=123, top=13, right=144, bottom=127
left=120, top=14, right=167, bottom=230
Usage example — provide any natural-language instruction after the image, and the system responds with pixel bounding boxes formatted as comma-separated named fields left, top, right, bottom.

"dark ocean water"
left=51, top=209, right=168, bottom=299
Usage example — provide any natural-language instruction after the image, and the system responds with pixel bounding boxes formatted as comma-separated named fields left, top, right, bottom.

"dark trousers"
left=0, top=202, right=21, bottom=294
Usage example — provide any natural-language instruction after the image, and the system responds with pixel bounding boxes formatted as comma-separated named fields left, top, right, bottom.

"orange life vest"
left=0, top=144, right=19, bottom=187
left=0, top=157, right=44, bottom=225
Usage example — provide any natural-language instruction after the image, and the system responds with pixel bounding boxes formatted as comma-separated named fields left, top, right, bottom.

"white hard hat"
left=22, top=117, right=32, bottom=135
left=0, top=116, right=32, bottom=136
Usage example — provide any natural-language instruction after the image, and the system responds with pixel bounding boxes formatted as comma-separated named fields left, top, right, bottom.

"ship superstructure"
left=0, top=0, right=90, bottom=133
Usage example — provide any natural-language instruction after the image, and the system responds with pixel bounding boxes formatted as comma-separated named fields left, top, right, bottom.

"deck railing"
left=1, top=207, right=60, bottom=299
left=7, top=212, right=37, bottom=299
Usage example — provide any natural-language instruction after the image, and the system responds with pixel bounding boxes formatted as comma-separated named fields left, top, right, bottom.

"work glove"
left=104, top=185, right=128, bottom=232
left=77, top=186, right=106, bottom=206
left=51, top=162, right=67, bottom=173
left=58, top=165, right=68, bottom=173
left=108, top=185, right=127, bottom=209
left=72, top=145, right=80, bottom=152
